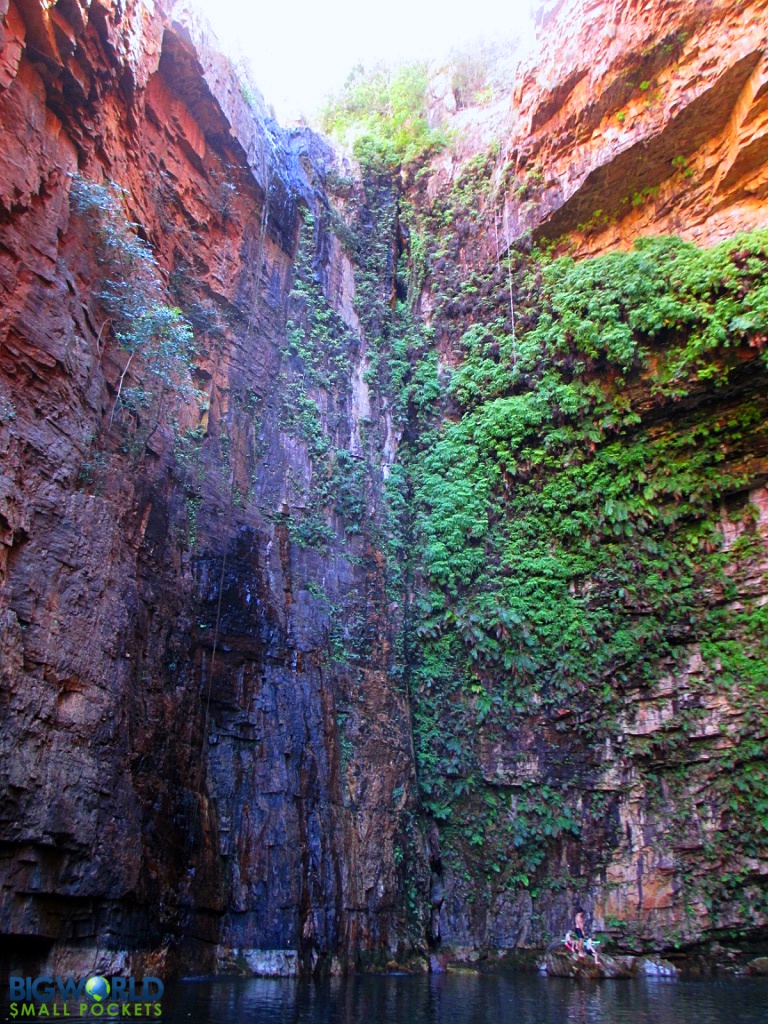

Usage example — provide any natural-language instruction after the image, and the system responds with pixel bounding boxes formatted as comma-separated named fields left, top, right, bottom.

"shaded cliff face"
left=0, top=0, right=422, bottom=977
left=1, top=0, right=768, bottom=982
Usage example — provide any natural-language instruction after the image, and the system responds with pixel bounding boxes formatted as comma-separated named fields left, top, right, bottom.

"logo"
left=84, top=977, right=110, bottom=1003
left=8, top=974, right=164, bottom=1018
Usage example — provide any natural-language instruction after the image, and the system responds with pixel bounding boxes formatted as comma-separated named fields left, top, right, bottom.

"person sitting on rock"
left=573, top=908, right=599, bottom=963
left=573, top=908, right=586, bottom=953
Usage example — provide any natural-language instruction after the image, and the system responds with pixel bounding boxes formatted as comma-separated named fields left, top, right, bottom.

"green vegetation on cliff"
left=390, top=216, right=768, bottom=943
left=69, top=174, right=200, bottom=426
left=279, top=206, right=368, bottom=550
left=320, top=103, right=768, bottom=944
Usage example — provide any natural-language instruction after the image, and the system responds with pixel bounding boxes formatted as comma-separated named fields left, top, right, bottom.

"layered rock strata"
left=502, top=0, right=768, bottom=255
left=0, top=0, right=420, bottom=977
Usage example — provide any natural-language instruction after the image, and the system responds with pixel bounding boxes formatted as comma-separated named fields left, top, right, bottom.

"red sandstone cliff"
left=503, top=0, right=768, bottom=254
left=425, top=0, right=768, bottom=258
left=0, top=0, right=419, bottom=977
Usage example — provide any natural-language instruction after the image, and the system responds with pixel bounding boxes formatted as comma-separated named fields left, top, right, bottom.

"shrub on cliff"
left=69, top=174, right=201, bottom=429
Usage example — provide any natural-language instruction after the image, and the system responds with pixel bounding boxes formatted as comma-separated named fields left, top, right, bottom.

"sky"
left=189, top=0, right=536, bottom=122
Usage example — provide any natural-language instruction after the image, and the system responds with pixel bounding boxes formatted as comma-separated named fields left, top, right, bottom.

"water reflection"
left=161, top=972, right=768, bottom=1024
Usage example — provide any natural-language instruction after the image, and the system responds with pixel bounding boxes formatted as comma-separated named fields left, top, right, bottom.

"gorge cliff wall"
left=406, top=0, right=768, bottom=957
left=0, top=0, right=421, bottom=977
left=0, top=0, right=767, bottom=980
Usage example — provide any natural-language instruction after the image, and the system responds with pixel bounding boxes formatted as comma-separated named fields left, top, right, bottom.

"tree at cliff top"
left=321, top=62, right=446, bottom=171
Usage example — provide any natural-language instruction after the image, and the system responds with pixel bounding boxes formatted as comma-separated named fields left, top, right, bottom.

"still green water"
left=159, top=972, right=768, bottom=1024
